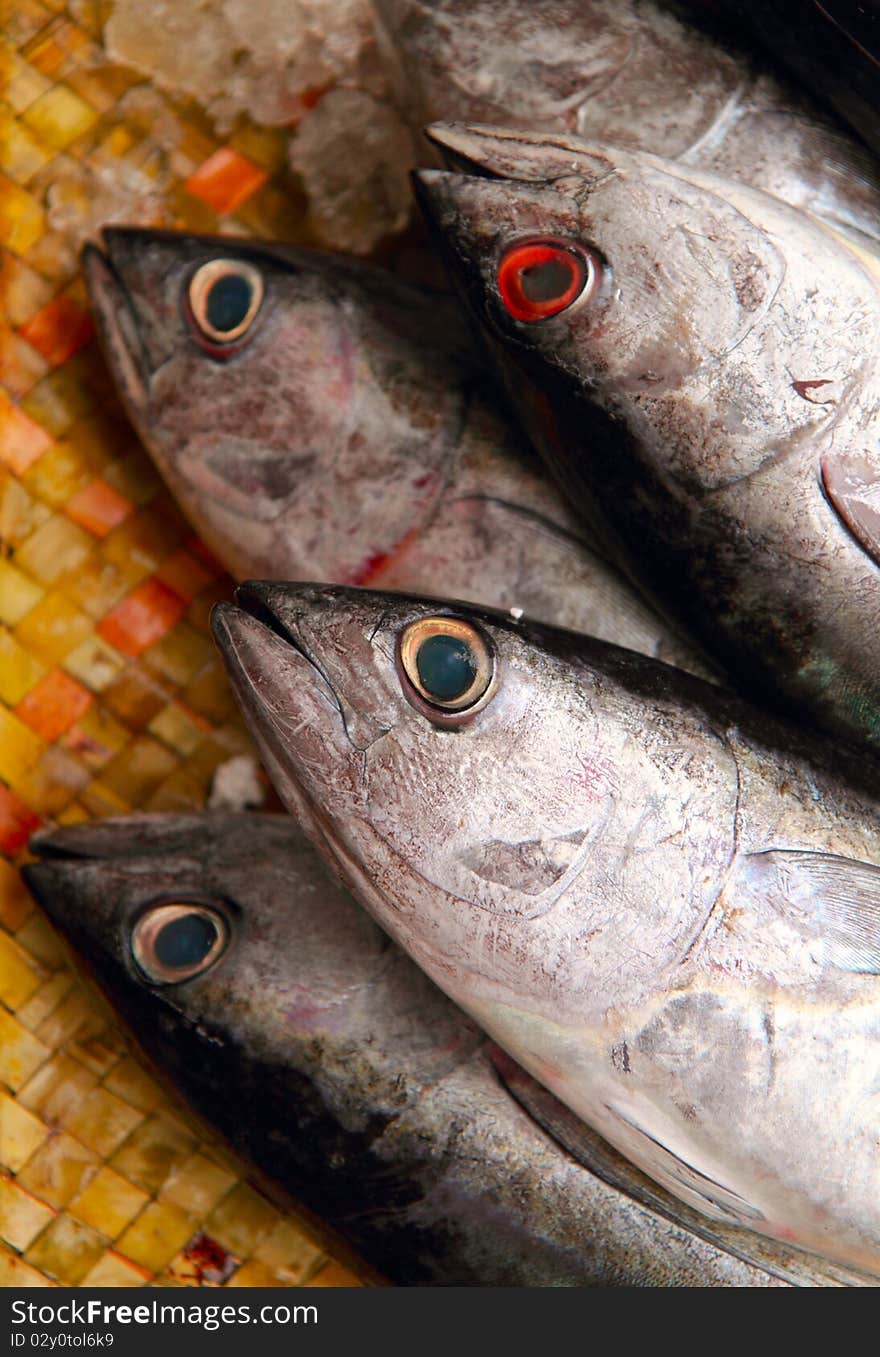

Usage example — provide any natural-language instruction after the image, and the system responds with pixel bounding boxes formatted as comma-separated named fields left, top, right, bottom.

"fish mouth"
left=22, top=815, right=185, bottom=938
left=21, top=852, right=142, bottom=1030
left=82, top=232, right=151, bottom=415
left=423, top=121, right=540, bottom=180
left=423, top=121, right=618, bottom=185
left=211, top=583, right=347, bottom=756
left=413, top=125, right=621, bottom=254
left=20, top=859, right=74, bottom=923
left=19, top=852, right=105, bottom=954
left=214, top=581, right=330, bottom=676
left=28, top=821, right=128, bottom=862
left=422, top=122, right=510, bottom=179
left=211, top=584, right=360, bottom=867
left=26, top=812, right=243, bottom=864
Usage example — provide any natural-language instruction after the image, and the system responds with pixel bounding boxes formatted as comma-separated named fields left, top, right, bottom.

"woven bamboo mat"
left=0, top=0, right=367, bottom=1288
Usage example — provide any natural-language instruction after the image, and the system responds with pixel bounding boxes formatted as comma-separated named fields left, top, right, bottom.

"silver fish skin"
left=83, top=227, right=706, bottom=675
left=414, top=131, right=880, bottom=752
left=212, top=582, right=880, bottom=1282
left=371, top=0, right=880, bottom=251
left=680, top=0, right=880, bottom=160
left=20, top=813, right=782, bottom=1288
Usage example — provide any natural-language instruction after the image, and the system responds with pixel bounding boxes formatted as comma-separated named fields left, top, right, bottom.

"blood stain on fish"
left=575, top=753, right=617, bottom=801
left=348, top=526, right=422, bottom=585
left=791, top=378, right=835, bottom=403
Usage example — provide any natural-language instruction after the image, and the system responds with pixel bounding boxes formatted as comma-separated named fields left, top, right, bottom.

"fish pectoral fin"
left=822, top=450, right=880, bottom=567
left=489, top=1046, right=861, bottom=1288
left=742, top=849, right=880, bottom=974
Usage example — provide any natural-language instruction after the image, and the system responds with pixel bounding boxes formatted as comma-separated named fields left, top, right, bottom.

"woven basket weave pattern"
left=1, top=0, right=361, bottom=1289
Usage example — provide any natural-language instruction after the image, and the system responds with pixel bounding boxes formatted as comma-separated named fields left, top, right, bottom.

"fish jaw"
left=28, top=811, right=241, bottom=863
left=84, top=226, right=212, bottom=410
left=83, top=227, right=330, bottom=552
left=82, top=239, right=152, bottom=420
left=424, top=120, right=619, bottom=182
left=22, top=812, right=300, bottom=995
left=209, top=593, right=365, bottom=849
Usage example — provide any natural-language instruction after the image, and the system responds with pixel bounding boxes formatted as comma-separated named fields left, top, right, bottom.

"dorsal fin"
left=490, top=1047, right=871, bottom=1288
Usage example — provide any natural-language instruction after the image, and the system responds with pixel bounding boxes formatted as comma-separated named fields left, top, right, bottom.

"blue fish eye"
left=205, top=273, right=253, bottom=333
left=416, top=633, right=478, bottom=702
left=154, top=912, right=217, bottom=968
left=188, top=260, right=264, bottom=347
left=132, top=902, right=227, bottom=983
left=399, top=617, right=495, bottom=718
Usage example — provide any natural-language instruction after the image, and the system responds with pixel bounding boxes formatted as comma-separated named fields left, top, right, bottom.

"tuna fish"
left=211, top=581, right=880, bottom=1282
left=21, top=813, right=788, bottom=1287
left=414, top=130, right=880, bottom=751
left=372, top=0, right=880, bottom=251
left=681, top=1, right=880, bottom=159
left=83, top=227, right=705, bottom=674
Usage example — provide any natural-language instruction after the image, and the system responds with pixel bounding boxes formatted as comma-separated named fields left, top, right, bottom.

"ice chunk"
left=42, top=89, right=182, bottom=254
left=102, top=0, right=417, bottom=247
left=105, top=0, right=384, bottom=131
left=208, top=754, right=266, bottom=812
left=289, top=88, right=415, bottom=251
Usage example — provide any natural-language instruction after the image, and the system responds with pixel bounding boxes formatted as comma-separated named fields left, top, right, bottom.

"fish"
left=413, top=129, right=880, bottom=752
left=681, top=1, right=880, bottom=159
left=82, top=227, right=706, bottom=675
left=211, top=580, right=880, bottom=1282
left=372, top=0, right=880, bottom=251
left=20, top=813, right=789, bottom=1287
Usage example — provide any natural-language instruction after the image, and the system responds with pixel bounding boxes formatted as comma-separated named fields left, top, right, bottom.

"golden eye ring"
left=188, top=259, right=264, bottom=346
left=132, top=901, right=228, bottom=985
left=398, top=616, right=496, bottom=722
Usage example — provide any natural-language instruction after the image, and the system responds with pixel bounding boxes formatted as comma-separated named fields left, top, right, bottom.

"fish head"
left=83, top=228, right=466, bottom=579
left=212, top=584, right=736, bottom=1022
left=22, top=813, right=477, bottom=1185
left=416, top=125, right=876, bottom=497
left=22, top=814, right=386, bottom=1059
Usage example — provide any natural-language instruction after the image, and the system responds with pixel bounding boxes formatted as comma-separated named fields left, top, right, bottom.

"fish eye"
left=187, top=259, right=264, bottom=349
left=497, top=239, right=595, bottom=323
left=398, top=617, right=496, bottom=722
left=132, top=901, right=228, bottom=984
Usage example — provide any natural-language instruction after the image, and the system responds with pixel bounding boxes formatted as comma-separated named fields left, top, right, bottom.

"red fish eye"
left=497, top=241, right=593, bottom=323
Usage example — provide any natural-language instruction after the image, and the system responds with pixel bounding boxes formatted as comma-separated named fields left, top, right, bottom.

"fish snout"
left=424, top=121, right=618, bottom=187
left=84, top=225, right=200, bottom=406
